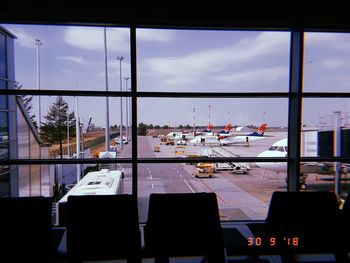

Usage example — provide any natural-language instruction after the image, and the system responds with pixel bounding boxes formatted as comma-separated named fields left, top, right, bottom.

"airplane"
left=190, top=123, right=267, bottom=146
left=166, top=124, right=215, bottom=141
left=218, top=123, right=267, bottom=139
left=256, top=138, right=341, bottom=189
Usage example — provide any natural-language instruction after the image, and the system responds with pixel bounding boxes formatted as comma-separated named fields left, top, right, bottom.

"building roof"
left=0, top=25, right=17, bottom=39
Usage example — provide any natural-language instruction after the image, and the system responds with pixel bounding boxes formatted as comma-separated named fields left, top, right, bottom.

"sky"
left=2, top=24, right=350, bottom=129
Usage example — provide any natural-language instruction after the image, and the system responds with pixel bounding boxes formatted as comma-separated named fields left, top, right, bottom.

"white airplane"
left=190, top=123, right=268, bottom=146
left=257, top=138, right=339, bottom=189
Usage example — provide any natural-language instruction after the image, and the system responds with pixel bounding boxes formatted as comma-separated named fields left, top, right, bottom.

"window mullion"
left=288, top=29, right=304, bottom=191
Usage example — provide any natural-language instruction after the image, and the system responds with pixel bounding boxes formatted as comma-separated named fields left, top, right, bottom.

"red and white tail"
left=249, top=123, right=267, bottom=136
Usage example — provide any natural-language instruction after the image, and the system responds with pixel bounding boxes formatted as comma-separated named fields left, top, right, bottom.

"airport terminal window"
left=0, top=32, right=5, bottom=79
left=302, top=32, right=350, bottom=199
left=304, top=32, right=350, bottom=92
left=136, top=28, right=290, bottom=221
left=2, top=22, right=350, bottom=222
left=136, top=29, right=290, bottom=93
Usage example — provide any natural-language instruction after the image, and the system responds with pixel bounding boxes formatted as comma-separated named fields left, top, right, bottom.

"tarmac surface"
left=117, top=132, right=341, bottom=222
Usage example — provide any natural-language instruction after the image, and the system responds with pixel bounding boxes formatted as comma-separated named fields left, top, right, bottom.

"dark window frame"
left=0, top=24, right=349, bottom=216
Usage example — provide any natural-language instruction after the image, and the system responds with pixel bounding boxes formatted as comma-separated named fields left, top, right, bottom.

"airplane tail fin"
left=202, top=124, right=214, bottom=133
left=248, top=123, right=267, bottom=136
left=218, top=123, right=233, bottom=134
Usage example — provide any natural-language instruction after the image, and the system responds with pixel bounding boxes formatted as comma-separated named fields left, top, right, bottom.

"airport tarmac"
left=119, top=132, right=341, bottom=222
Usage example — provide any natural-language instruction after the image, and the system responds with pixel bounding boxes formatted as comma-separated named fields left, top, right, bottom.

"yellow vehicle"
left=164, top=139, right=174, bottom=145
left=175, top=146, right=186, bottom=155
left=192, top=167, right=213, bottom=178
left=195, top=162, right=215, bottom=173
left=153, top=145, right=160, bottom=152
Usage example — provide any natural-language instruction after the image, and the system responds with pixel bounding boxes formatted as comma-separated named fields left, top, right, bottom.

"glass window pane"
left=137, top=162, right=287, bottom=223
left=0, top=111, right=7, bottom=137
left=302, top=98, right=350, bottom=157
left=0, top=32, right=5, bottom=79
left=137, top=29, right=290, bottom=92
left=304, top=32, right=350, bottom=92
left=0, top=95, right=7, bottom=109
left=16, top=95, right=132, bottom=159
left=138, top=98, right=288, bottom=158
left=0, top=165, right=9, bottom=197
left=0, top=142, right=8, bottom=159
left=300, top=161, right=350, bottom=197
left=0, top=24, right=131, bottom=91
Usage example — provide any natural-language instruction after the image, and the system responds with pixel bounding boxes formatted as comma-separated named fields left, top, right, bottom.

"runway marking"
left=199, top=178, right=227, bottom=204
left=152, top=183, right=154, bottom=189
left=147, top=168, right=153, bottom=180
left=183, top=179, right=195, bottom=193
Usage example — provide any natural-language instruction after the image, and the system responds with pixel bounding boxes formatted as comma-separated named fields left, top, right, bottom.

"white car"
left=176, top=140, right=187, bottom=145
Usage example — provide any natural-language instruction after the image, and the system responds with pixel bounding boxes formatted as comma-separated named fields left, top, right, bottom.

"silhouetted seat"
left=247, top=191, right=340, bottom=261
left=67, top=194, right=141, bottom=263
left=144, top=192, right=226, bottom=263
left=0, top=196, right=53, bottom=263
left=338, top=192, right=350, bottom=262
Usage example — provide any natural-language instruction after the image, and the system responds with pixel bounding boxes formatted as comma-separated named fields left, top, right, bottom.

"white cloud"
left=61, top=68, right=74, bottom=75
left=321, top=58, right=346, bottom=69
left=64, top=27, right=174, bottom=52
left=137, top=29, right=173, bottom=42
left=213, top=66, right=289, bottom=85
left=57, top=55, right=86, bottom=64
left=5, top=27, right=37, bottom=48
left=141, top=32, right=290, bottom=85
left=64, top=27, right=130, bottom=52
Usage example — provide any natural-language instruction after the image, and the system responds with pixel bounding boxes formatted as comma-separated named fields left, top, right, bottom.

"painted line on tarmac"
left=183, top=179, right=196, bottom=193
left=199, top=178, right=227, bottom=204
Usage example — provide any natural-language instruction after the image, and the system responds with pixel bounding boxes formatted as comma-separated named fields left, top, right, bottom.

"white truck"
left=215, top=162, right=250, bottom=174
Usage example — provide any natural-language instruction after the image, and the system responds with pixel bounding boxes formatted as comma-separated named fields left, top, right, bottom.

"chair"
left=66, top=194, right=141, bottom=263
left=338, top=192, right=350, bottom=262
left=0, top=196, right=53, bottom=263
left=144, top=192, right=226, bottom=263
left=247, top=191, right=340, bottom=261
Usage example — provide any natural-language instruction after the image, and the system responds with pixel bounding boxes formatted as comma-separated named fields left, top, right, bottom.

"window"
left=302, top=32, right=350, bottom=198
left=1, top=23, right=349, bottom=223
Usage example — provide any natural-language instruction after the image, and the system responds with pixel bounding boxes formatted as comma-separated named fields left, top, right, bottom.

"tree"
left=15, top=81, right=38, bottom=128
left=138, top=122, right=147, bottom=135
left=40, top=96, right=75, bottom=158
left=18, top=94, right=38, bottom=128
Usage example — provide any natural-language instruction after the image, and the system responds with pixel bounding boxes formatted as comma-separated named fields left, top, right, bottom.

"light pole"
left=208, top=104, right=211, bottom=126
left=66, top=117, right=76, bottom=157
left=35, top=39, right=42, bottom=130
left=104, top=28, right=110, bottom=151
left=116, top=56, right=124, bottom=149
left=193, top=107, right=196, bottom=133
left=124, top=77, right=130, bottom=142
left=75, top=97, right=81, bottom=182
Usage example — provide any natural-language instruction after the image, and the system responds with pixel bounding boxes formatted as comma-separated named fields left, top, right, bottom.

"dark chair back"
left=0, top=196, right=53, bottom=262
left=67, top=194, right=141, bottom=263
left=265, top=191, right=340, bottom=252
left=144, top=192, right=226, bottom=263
left=340, top=192, right=350, bottom=251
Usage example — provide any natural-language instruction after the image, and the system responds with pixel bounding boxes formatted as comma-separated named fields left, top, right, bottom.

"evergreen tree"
left=18, top=94, right=38, bottom=128
left=40, top=96, right=75, bottom=158
left=15, top=82, right=38, bottom=128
